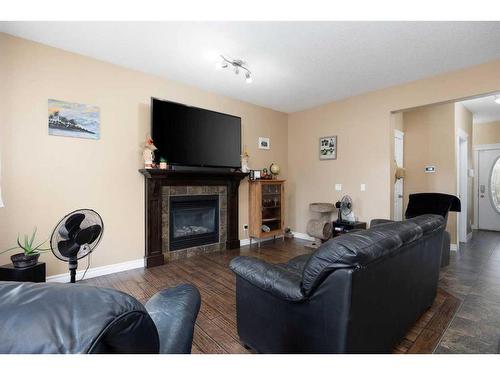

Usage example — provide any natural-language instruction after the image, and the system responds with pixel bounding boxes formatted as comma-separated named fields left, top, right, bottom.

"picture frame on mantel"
left=319, top=135, right=337, bottom=160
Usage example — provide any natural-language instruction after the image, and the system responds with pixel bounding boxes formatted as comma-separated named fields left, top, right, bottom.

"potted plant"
left=0, top=228, right=50, bottom=268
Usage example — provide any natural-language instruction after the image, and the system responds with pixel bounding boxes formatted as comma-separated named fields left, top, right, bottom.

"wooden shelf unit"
left=249, top=179, right=285, bottom=245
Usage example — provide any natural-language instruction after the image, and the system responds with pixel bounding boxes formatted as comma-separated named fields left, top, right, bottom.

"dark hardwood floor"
left=83, top=237, right=461, bottom=354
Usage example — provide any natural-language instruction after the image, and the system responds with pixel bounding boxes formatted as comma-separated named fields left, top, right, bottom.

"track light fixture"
left=216, top=55, right=252, bottom=83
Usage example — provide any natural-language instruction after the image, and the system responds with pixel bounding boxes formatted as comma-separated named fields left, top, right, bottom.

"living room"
left=1, top=1, right=500, bottom=372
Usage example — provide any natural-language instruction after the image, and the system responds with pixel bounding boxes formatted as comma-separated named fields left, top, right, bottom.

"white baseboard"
left=47, top=258, right=144, bottom=283
left=292, top=232, right=315, bottom=242
left=472, top=224, right=478, bottom=230
left=450, top=244, right=458, bottom=251
left=239, top=236, right=284, bottom=247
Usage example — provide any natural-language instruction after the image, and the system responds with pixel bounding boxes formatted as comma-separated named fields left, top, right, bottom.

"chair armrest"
left=145, top=284, right=201, bottom=354
left=230, top=256, right=305, bottom=301
left=370, top=219, right=395, bottom=227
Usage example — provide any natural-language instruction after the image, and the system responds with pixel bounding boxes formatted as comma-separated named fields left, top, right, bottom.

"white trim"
left=240, top=236, right=283, bottom=247
left=450, top=244, right=459, bottom=251
left=393, top=129, right=404, bottom=221
left=293, top=232, right=316, bottom=241
left=456, top=129, right=468, bottom=244
left=47, top=258, right=144, bottom=283
left=473, top=143, right=500, bottom=151
left=474, top=148, right=479, bottom=230
left=457, top=128, right=469, bottom=140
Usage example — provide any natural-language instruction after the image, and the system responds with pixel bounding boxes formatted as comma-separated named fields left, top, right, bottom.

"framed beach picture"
left=319, top=135, right=337, bottom=160
left=48, top=99, right=100, bottom=140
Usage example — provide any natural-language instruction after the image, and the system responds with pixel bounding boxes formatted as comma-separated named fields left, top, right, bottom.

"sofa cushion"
left=301, top=214, right=444, bottom=296
left=0, top=282, right=159, bottom=353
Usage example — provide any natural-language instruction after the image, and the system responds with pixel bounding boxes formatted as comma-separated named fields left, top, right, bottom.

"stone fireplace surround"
left=139, top=169, right=248, bottom=267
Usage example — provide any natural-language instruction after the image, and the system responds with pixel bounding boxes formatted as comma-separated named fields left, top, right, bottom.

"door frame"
left=456, top=129, right=468, bottom=244
left=394, top=129, right=404, bottom=221
left=473, top=143, right=500, bottom=230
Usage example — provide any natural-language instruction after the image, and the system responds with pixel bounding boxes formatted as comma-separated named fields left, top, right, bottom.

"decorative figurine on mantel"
left=143, top=137, right=157, bottom=169
left=241, top=147, right=250, bottom=173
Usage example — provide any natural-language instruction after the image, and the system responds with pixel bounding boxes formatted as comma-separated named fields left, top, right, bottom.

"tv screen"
left=151, top=98, right=241, bottom=169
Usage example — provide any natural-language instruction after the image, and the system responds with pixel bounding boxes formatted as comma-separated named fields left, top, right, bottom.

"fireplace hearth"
left=169, top=195, right=219, bottom=251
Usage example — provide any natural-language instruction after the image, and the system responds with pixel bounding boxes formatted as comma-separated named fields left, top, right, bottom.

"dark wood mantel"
left=139, top=168, right=248, bottom=268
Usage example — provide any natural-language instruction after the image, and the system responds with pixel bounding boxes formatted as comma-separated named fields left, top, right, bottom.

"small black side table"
left=332, top=221, right=367, bottom=237
left=0, top=262, right=46, bottom=282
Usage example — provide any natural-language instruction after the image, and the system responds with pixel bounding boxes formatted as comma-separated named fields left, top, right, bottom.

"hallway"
left=436, top=230, right=500, bottom=353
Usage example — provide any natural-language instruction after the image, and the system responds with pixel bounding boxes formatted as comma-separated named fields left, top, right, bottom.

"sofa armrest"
left=370, top=219, right=395, bottom=227
left=230, top=256, right=305, bottom=301
left=145, top=284, right=201, bottom=354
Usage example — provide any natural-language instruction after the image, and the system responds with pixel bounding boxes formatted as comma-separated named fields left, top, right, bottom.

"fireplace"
left=139, top=168, right=248, bottom=267
left=169, top=195, right=219, bottom=251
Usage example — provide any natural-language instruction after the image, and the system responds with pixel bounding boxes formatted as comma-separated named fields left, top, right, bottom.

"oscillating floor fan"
left=50, top=209, right=104, bottom=283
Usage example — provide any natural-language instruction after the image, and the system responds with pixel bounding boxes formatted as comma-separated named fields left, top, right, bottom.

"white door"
left=394, top=130, right=404, bottom=221
left=478, top=148, right=500, bottom=231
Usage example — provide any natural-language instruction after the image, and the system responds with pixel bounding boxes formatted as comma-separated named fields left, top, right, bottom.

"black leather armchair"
left=372, top=193, right=461, bottom=267
left=230, top=215, right=445, bottom=353
left=0, top=282, right=200, bottom=354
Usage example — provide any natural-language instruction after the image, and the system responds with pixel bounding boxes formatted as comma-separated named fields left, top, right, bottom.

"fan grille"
left=50, top=209, right=103, bottom=262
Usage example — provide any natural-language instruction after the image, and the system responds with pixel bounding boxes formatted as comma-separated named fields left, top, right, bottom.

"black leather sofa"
left=0, top=282, right=200, bottom=354
left=372, top=193, right=460, bottom=267
left=230, top=214, right=445, bottom=353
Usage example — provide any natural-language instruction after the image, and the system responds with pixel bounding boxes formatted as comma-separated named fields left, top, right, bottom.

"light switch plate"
left=360, top=184, right=366, bottom=191
left=335, top=184, right=342, bottom=191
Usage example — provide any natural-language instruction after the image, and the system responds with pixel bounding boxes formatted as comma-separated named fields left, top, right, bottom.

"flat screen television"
left=151, top=98, right=241, bottom=169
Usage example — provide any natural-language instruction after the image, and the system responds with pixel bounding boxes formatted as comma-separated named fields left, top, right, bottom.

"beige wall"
left=0, top=33, right=288, bottom=276
left=473, top=120, right=500, bottom=145
left=402, top=103, right=458, bottom=242
left=287, top=58, right=500, bottom=237
left=455, top=103, right=474, bottom=233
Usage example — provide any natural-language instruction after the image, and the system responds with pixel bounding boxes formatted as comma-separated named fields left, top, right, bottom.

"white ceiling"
left=461, top=94, right=500, bottom=124
left=2, top=21, right=500, bottom=113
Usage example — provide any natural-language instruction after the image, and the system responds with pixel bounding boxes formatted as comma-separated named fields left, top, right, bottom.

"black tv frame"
left=151, top=97, right=242, bottom=169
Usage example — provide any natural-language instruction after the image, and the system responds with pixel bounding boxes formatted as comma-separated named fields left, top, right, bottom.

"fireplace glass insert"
left=169, top=195, right=219, bottom=250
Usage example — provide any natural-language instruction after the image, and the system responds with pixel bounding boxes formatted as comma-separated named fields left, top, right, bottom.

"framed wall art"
left=319, top=135, right=337, bottom=160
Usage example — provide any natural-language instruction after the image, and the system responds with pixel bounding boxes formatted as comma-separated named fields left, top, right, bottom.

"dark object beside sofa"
left=0, top=282, right=200, bottom=354
left=230, top=214, right=445, bottom=353
left=372, top=193, right=460, bottom=267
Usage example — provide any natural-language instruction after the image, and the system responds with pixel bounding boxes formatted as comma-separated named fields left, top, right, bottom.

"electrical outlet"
left=243, top=224, right=249, bottom=231
left=335, top=184, right=342, bottom=191
left=360, top=184, right=366, bottom=191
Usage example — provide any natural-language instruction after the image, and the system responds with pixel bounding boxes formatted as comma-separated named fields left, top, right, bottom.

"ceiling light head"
left=215, top=61, right=228, bottom=70
left=495, top=96, right=500, bottom=105
left=216, top=54, right=252, bottom=84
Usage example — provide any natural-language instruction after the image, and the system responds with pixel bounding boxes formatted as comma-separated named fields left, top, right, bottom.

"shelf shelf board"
left=262, top=205, right=281, bottom=209
left=262, top=218, right=281, bottom=223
